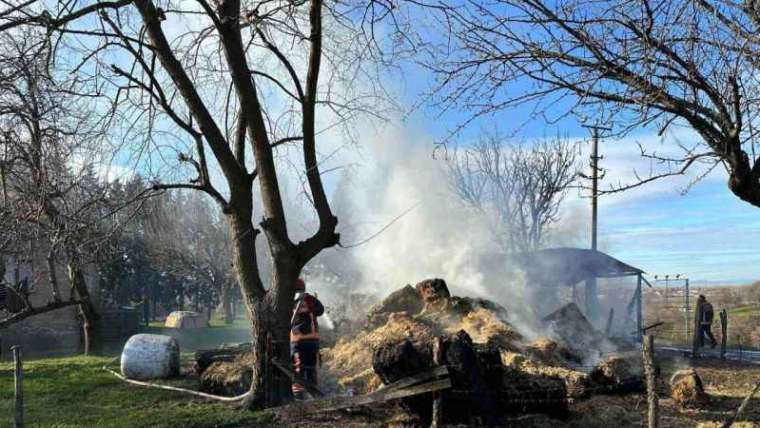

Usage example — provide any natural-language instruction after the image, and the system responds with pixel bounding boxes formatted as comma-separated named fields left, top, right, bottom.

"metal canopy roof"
left=510, top=247, right=645, bottom=287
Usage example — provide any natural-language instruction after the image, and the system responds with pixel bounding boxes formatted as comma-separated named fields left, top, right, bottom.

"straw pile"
left=321, top=312, right=437, bottom=393
left=199, top=353, right=254, bottom=396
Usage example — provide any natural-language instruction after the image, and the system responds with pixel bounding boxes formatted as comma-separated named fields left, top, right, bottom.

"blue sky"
left=86, top=4, right=759, bottom=286
left=394, top=62, right=760, bottom=285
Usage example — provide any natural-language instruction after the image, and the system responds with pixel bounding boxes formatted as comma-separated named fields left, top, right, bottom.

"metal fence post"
left=12, top=345, right=23, bottom=428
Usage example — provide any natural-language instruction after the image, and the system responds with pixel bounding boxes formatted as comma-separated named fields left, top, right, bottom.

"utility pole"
left=580, top=124, right=610, bottom=322
left=591, top=127, right=600, bottom=251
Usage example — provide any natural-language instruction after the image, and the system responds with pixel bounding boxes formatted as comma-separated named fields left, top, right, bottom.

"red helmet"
left=295, top=278, right=306, bottom=291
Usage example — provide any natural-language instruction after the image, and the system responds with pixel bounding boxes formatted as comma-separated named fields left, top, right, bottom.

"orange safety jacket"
left=290, top=293, right=324, bottom=343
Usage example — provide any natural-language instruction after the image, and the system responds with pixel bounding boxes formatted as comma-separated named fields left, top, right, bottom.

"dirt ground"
left=276, top=354, right=760, bottom=427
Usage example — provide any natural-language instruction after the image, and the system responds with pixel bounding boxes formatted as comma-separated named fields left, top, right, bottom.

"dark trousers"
left=291, top=340, right=319, bottom=398
left=699, top=324, right=717, bottom=348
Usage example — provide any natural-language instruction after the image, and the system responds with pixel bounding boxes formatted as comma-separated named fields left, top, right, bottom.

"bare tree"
left=0, top=0, right=397, bottom=405
left=446, top=134, right=577, bottom=252
left=0, top=32, right=143, bottom=354
left=425, top=0, right=760, bottom=207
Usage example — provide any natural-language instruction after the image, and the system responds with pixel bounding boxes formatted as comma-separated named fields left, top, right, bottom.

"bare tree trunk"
left=265, top=266, right=300, bottom=405
left=68, top=263, right=99, bottom=356
left=226, top=210, right=296, bottom=408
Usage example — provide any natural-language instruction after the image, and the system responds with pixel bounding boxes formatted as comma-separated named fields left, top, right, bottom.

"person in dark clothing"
left=290, top=278, right=324, bottom=400
left=697, top=295, right=717, bottom=349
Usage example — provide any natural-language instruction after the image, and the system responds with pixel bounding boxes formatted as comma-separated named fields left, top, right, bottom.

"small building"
left=1, top=256, right=91, bottom=358
left=510, top=247, right=650, bottom=340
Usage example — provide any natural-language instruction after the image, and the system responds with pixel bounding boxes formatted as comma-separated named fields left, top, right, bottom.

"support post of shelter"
left=605, top=307, right=614, bottom=338
left=636, top=274, right=643, bottom=343
left=584, top=277, right=599, bottom=322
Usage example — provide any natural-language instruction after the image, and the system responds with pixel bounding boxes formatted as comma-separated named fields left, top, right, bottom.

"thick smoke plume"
left=301, top=131, right=587, bottom=329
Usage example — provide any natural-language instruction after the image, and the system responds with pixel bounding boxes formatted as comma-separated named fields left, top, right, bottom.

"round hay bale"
left=164, top=311, right=208, bottom=329
left=366, top=285, right=423, bottom=327
left=120, top=334, right=180, bottom=380
left=670, top=368, right=708, bottom=408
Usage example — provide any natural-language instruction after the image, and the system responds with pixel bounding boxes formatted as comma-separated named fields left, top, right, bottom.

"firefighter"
left=697, top=295, right=717, bottom=349
left=290, top=278, right=324, bottom=400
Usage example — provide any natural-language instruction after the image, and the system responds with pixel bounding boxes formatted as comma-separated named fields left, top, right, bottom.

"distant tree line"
left=98, top=178, right=240, bottom=325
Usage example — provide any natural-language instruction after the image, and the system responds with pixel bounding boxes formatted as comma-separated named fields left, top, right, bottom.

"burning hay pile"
left=670, top=369, right=708, bottom=408
left=322, top=278, right=643, bottom=424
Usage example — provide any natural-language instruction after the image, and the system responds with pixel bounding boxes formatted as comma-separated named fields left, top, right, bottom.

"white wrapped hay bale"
left=121, top=334, right=180, bottom=380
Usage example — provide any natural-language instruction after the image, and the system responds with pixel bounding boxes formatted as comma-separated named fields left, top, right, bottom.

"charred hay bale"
left=366, top=285, right=423, bottom=328
left=372, top=339, right=433, bottom=423
left=588, top=355, right=645, bottom=394
left=501, top=365, right=569, bottom=419
left=371, top=330, right=566, bottom=425
left=415, top=278, right=450, bottom=306
left=443, top=331, right=502, bottom=426
left=371, top=330, right=501, bottom=426
left=501, top=351, right=589, bottom=400
left=670, top=369, right=708, bottom=408
left=194, top=342, right=252, bottom=375
left=199, top=354, right=253, bottom=397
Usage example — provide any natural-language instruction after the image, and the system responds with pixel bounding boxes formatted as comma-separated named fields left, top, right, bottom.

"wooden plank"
left=377, top=365, right=448, bottom=393
left=270, top=357, right=326, bottom=397
left=274, top=378, right=452, bottom=415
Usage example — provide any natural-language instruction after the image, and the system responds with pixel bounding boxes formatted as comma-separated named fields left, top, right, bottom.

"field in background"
left=644, top=281, right=760, bottom=350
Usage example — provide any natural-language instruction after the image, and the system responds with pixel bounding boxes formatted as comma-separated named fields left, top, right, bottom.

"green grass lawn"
left=0, top=355, right=272, bottom=428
